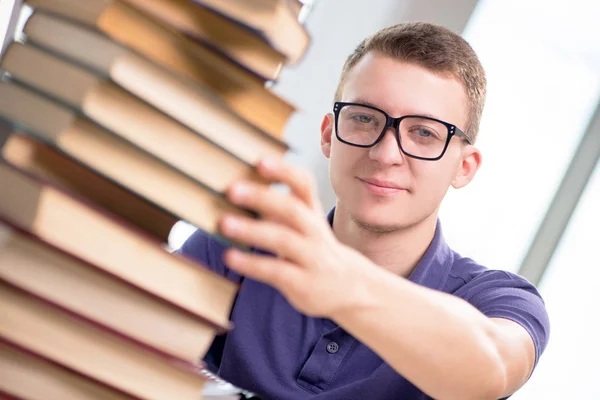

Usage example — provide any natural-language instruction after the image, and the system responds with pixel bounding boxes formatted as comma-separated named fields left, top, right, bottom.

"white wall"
left=0, top=1, right=14, bottom=39
left=511, top=163, right=600, bottom=399
left=0, top=0, right=18, bottom=55
left=439, top=0, right=600, bottom=273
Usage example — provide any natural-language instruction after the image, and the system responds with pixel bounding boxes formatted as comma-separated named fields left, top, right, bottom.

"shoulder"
left=176, top=229, right=242, bottom=283
left=446, top=254, right=542, bottom=301
left=446, top=252, right=551, bottom=365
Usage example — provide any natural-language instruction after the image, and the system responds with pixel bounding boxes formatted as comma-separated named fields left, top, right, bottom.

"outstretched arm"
left=330, top=269, right=536, bottom=399
left=218, top=158, right=538, bottom=400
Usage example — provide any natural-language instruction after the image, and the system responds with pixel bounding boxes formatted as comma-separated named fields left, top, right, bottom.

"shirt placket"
left=296, top=327, right=355, bottom=394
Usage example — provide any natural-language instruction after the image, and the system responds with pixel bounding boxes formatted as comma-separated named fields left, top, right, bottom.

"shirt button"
left=326, top=341, right=339, bottom=354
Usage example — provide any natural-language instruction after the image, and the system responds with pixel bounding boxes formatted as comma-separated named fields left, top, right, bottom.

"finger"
left=219, top=214, right=308, bottom=264
left=227, top=181, right=318, bottom=235
left=257, top=158, right=322, bottom=211
left=223, top=248, right=303, bottom=288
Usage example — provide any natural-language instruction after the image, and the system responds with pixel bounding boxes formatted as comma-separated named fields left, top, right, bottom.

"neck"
left=332, top=204, right=438, bottom=277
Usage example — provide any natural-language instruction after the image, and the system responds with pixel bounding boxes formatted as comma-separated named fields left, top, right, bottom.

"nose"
left=368, top=127, right=405, bottom=165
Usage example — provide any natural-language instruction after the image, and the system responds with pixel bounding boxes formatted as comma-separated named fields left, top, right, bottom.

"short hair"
left=334, top=22, right=486, bottom=142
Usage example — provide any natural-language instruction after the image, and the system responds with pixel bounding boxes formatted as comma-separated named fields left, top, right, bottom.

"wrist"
left=329, top=255, right=383, bottom=323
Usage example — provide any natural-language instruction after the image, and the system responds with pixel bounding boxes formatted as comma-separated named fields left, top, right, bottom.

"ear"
left=452, top=146, right=482, bottom=189
left=320, top=113, right=334, bottom=158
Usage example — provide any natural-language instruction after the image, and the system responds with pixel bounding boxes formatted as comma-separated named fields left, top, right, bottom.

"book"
left=0, top=339, right=136, bottom=400
left=0, top=222, right=225, bottom=362
left=25, top=0, right=295, bottom=139
left=190, top=0, right=310, bottom=65
left=0, top=281, right=209, bottom=400
left=0, top=1, right=310, bottom=397
left=19, top=9, right=289, bottom=164
left=0, top=160, right=237, bottom=329
left=0, top=80, right=251, bottom=241
left=121, top=0, right=286, bottom=82
left=0, top=41, right=280, bottom=182
left=1, top=132, right=176, bottom=243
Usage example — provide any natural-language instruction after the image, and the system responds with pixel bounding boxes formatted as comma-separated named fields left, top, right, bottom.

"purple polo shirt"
left=178, top=210, right=550, bottom=399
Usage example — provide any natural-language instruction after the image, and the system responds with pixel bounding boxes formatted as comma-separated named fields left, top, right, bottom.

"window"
left=439, top=0, right=600, bottom=273
left=512, top=163, right=600, bottom=398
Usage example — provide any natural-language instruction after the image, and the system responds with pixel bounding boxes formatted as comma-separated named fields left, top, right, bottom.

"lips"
left=358, top=177, right=407, bottom=195
left=360, top=177, right=404, bottom=189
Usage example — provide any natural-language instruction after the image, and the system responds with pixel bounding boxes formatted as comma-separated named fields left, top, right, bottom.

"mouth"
left=358, top=177, right=407, bottom=196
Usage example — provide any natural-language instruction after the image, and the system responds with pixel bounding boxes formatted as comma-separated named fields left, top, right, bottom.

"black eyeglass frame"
left=333, top=101, right=472, bottom=161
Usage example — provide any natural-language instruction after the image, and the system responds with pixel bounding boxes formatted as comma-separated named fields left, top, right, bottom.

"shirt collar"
left=327, top=208, right=453, bottom=291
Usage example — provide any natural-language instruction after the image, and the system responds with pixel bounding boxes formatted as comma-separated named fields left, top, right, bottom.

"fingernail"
left=231, top=183, right=250, bottom=198
left=261, top=158, right=277, bottom=170
left=225, top=248, right=243, bottom=264
left=222, top=216, right=242, bottom=232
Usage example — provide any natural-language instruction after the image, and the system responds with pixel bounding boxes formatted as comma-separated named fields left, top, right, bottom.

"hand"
left=218, top=158, right=374, bottom=318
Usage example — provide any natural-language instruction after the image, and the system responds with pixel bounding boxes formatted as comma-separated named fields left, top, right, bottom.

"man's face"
left=321, top=52, right=480, bottom=232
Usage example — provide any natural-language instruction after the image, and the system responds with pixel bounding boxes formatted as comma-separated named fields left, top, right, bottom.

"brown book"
left=0, top=339, right=136, bottom=400
left=122, top=0, right=286, bottom=81
left=0, top=222, right=225, bottom=363
left=1, top=132, right=176, bottom=242
left=19, top=10, right=289, bottom=163
left=26, top=0, right=295, bottom=139
left=0, top=160, right=237, bottom=329
left=0, top=81, right=250, bottom=240
left=190, top=0, right=310, bottom=65
left=1, top=41, right=280, bottom=179
left=0, top=281, right=208, bottom=400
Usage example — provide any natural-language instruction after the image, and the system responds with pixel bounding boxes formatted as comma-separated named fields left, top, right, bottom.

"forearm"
left=332, top=266, right=507, bottom=400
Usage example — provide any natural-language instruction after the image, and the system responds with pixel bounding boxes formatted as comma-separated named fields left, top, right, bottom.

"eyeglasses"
left=333, top=102, right=471, bottom=161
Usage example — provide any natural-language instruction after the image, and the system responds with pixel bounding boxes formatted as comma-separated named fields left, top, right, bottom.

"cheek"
left=329, top=141, right=362, bottom=174
left=328, top=142, right=367, bottom=198
left=412, top=161, right=456, bottom=200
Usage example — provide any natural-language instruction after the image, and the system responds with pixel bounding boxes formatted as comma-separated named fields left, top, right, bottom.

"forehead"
left=340, top=52, right=468, bottom=128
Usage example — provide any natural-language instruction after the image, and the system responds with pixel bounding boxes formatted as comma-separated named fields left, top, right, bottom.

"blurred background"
left=2, top=0, right=598, bottom=398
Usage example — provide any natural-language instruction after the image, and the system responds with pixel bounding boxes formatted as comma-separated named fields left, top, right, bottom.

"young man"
left=179, top=22, right=550, bottom=399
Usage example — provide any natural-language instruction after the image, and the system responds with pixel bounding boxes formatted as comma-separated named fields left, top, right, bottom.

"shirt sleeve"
left=176, top=228, right=242, bottom=283
left=454, top=270, right=551, bottom=368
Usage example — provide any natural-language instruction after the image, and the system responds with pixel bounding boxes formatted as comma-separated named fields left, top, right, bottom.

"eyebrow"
left=348, top=98, right=441, bottom=120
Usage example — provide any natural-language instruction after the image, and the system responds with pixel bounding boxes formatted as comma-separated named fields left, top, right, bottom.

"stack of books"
left=0, top=0, right=310, bottom=399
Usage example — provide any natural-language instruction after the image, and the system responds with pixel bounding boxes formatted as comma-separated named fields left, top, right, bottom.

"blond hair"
left=335, top=22, right=486, bottom=142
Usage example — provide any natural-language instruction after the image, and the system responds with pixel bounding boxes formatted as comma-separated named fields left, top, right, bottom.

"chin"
left=345, top=190, right=438, bottom=234
left=346, top=200, right=411, bottom=233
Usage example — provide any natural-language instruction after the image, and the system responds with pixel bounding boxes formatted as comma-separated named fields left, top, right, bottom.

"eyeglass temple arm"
left=454, top=127, right=473, bottom=144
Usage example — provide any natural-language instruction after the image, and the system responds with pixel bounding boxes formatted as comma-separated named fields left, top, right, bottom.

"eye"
left=405, top=124, right=444, bottom=142
left=351, top=113, right=376, bottom=124
left=416, top=127, right=434, bottom=137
